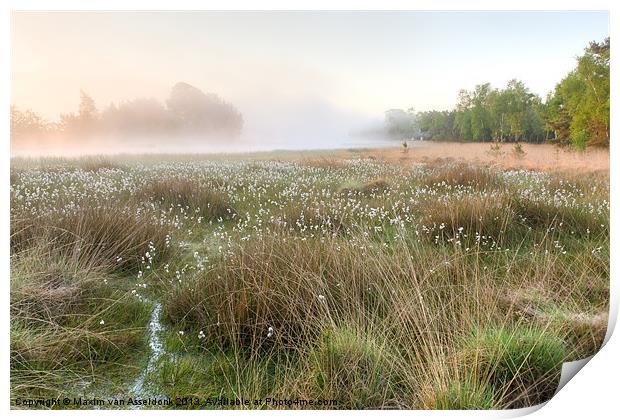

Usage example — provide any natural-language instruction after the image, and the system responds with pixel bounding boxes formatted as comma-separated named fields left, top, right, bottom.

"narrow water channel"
left=128, top=301, right=167, bottom=408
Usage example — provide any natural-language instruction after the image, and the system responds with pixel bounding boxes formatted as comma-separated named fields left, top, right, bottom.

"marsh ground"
left=10, top=143, right=610, bottom=409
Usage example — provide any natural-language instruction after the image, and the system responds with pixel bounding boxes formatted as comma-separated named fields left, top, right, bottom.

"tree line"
left=11, top=82, right=243, bottom=142
left=385, top=38, right=609, bottom=149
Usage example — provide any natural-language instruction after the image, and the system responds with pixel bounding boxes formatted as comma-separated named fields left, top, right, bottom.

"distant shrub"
left=489, top=141, right=502, bottom=153
left=513, top=143, right=526, bottom=158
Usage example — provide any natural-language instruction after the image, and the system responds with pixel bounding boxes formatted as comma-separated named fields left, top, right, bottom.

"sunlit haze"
left=11, top=10, right=609, bottom=154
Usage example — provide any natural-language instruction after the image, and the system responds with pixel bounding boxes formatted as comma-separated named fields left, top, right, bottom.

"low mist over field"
left=11, top=81, right=385, bottom=156
left=11, top=11, right=608, bottom=156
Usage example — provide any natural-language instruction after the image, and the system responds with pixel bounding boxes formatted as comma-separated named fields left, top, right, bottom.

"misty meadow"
left=9, top=10, right=610, bottom=411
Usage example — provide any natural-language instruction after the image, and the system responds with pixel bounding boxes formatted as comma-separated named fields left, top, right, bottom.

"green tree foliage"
left=385, top=38, right=609, bottom=149
left=467, top=84, right=493, bottom=141
left=417, top=110, right=456, bottom=140
left=548, top=38, right=609, bottom=147
left=387, top=80, right=546, bottom=144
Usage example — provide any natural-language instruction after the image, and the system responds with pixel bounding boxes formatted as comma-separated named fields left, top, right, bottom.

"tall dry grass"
left=10, top=187, right=172, bottom=400
left=353, top=141, right=610, bottom=173
left=10, top=245, right=152, bottom=400
left=137, top=178, right=235, bottom=221
left=11, top=202, right=169, bottom=272
left=163, top=226, right=602, bottom=408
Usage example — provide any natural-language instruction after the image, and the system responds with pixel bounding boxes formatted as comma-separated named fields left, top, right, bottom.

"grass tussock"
left=425, top=380, right=497, bottom=410
left=166, top=232, right=453, bottom=349
left=339, top=178, right=391, bottom=197
left=11, top=251, right=102, bottom=323
left=309, top=326, right=400, bottom=409
left=460, top=325, right=566, bottom=408
left=420, top=194, right=515, bottom=242
left=421, top=162, right=501, bottom=190
left=546, top=169, right=609, bottom=195
left=11, top=204, right=169, bottom=272
left=511, top=195, right=607, bottom=236
left=164, top=228, right=585, bottom=408
left=11, top=247, right=151, bottom=400
left=137, top=178, right=236, bottom=221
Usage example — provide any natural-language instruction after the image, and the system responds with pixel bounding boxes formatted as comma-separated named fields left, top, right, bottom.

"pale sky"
left=11, top=11, right=609, bottom=137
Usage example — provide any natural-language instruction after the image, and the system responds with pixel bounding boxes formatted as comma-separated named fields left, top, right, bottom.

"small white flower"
left=179, top=330, right=184, bottom=336
left=267, top=326, right=274, bottom=338
left=317, top=294, right=326, bottom=301
left=198, top=330, right=206, bottom=339
left=99, top=320, right=105, bottom=325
